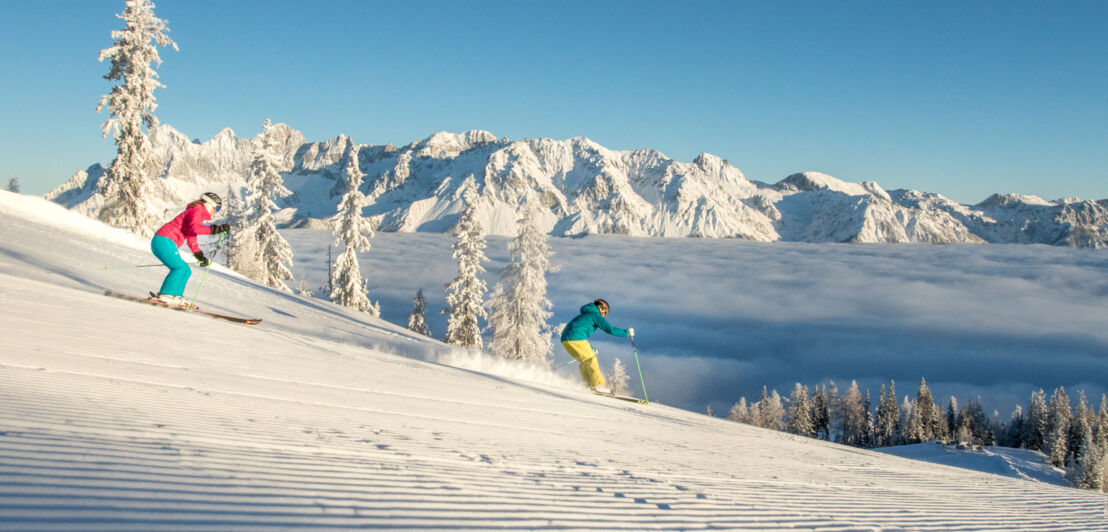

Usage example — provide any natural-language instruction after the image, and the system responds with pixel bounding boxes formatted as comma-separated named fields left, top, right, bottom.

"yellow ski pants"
left=561, top=340, right=605, bottom=387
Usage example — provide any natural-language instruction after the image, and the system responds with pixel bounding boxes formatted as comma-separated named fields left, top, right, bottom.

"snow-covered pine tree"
left=899, top=395, right=914, bottom=442
left=224, top=188, right=263, bottom=279
left=1003, top=405, right=1025, bottom=448
left=756, top=387, right=785, bottom=431
left=486, top=202, right=556, bottom=365
left=862, top=390, right=877, bottom=448
left=5, top=177, right=19, bottom=193
left=249, top=119, right=295, bottom=293
left=1065, top=426, right=1104, bottom=491
left=95, top=0, right=177, bottom=235
left=297, top=279, right=314, bottom=298
left=1068, top=391, right=1092, bottom=467
left=727, top=398, right=752, bottom=424
left=1097, top=394, right=1108, bottom=446
left=812, top=386, right=832, bottom=441
left=964, top=397, right=994, bottom=445
left=825, top=381, right=842, bottom=442
left=1024, top=389, right=1049, bottom=451
left=608, top=358, right=630, bottom=396
left=989, top=409, right=1006, bottom=445
left=946, top=397, right=960, bottom=439
left=786, top=383, right=815, bottom=437
left=407, top=289, right=432, bottom=337
left=839, top=381, right=867, bottom=446
left=1046, top=387, right=1072, bottom=467
left=443, top=179, right=489, bottom=348
left=906, top=378, right=940, bottom=443
left=875, top=382, right=900, bottom=447
left=1097, top=395, right=1108, bottom=493
left=330, top=145, right=379, bottom=315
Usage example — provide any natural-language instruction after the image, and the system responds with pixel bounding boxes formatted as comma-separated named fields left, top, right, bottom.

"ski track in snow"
left=3, top=192, right=1108, bottom=530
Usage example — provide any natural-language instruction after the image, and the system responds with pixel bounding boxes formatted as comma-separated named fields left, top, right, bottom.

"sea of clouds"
left=283, top=230, right=1108, bottom=417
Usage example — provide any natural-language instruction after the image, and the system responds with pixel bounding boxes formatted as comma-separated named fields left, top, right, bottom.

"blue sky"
left=2, top=0, right=1106, bottom=203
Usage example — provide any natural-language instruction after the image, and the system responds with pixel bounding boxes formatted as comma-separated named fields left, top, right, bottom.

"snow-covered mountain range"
left=47, top=124, right=1108, bottom=247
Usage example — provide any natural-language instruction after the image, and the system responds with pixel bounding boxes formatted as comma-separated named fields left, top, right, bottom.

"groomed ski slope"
left=1, top=191, right=1106, bottom=531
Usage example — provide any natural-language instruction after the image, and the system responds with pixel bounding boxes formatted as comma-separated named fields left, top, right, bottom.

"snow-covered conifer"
left=727, top=398, right=752, bottom=424
left=1096, top=394, right=1108, bottom=444
left=756, top=387, right=785, bottom=431
left=329, top=145, right=379, bottom=315
left=906, top=378, right=940, bottom=443
left=899, top=395, right=914, bottom=442
left=407, top=289, right=432, bottom=337
left=960, top=397, right=991, bottom=445
left=1024, top=389, right=1049, bottom=451
left=1004, top=405, right=1025, bottom=448
left=249, top=120, right=295, bottom=293
left=862, top=390, right=877, bottom=448
left=609, top=359, right=630, bottom=396
left=1066, top=426, right=1104, bottom=491
left=1046, top=387, right=1072, bottom=467
left=946, top=397, right=960, bottom=439
left=825, top=381, right=842, bottom=441
left=1069, top=391, right=1092, bottom=466
left=486, top=202, right=556, bottom=365
left=839, top=381, right=867, bottom=446
left=1096, top=395, right=1108, bottom=492
left=812, top=386, right=832, bottom=441
left=5, top=177, right=20, bottom=193
left=786, top=383, right=815, bottom=437
left=875, top=382, right=900, bottom=447
left=95, top=0, right=177, bottom=235
left=224, top=188, right=263, bottom=279
left=443, top=179, right=489, bottom=348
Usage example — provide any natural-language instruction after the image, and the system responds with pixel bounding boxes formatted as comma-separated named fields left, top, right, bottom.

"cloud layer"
left=285, top=231, right=1108, bottom=415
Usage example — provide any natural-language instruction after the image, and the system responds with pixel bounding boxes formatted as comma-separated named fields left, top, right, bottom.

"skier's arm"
left=597, top=316, right=629, bottom=338
left=182, top=207, right=213, bottom=253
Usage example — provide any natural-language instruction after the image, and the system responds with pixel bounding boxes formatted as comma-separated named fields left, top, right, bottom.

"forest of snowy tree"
left=724, top=379, right=1108, bottom=492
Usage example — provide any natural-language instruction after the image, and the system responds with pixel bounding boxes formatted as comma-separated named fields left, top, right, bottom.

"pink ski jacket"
left=155, top=201, right=215, bottom=253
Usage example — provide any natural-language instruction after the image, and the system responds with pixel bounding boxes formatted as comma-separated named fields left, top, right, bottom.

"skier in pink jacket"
left=150, top=192, right=229, bottom=307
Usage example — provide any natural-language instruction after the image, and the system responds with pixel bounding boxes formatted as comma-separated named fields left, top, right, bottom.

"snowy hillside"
left=4, top=193, right=1108, bottom=529
left=47, top=124, right=1108, bottom=247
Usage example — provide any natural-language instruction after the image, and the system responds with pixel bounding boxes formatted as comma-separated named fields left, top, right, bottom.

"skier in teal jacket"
left=560, top=299, right=634, bottom=392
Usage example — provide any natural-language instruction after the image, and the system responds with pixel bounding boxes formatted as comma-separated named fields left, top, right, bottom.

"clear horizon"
left=2, top=0, right=1106, bottom=204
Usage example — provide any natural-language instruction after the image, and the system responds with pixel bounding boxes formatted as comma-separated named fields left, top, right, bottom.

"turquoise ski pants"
left=151, top=235, right=191, bottom=297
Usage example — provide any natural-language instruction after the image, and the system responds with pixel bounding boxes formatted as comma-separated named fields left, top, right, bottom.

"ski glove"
left=210, top=223, right=230, bottom=234
left=628, top=327, right=635, bottom=338
left=194, top=251, right=211, bottom=267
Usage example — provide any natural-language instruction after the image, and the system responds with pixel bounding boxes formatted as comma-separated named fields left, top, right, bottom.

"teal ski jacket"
left=560, top=303, right=629, bottom=342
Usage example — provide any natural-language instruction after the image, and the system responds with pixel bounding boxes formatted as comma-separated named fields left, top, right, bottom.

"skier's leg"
left=579, top=356, right=606, bottom=388
left=151, top=236, right=191, bottom=297
left=562, top=340, right=606, bottom=387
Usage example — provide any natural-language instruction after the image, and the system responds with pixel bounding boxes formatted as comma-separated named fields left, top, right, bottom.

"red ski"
left=104, top=290, right=262, bottom=325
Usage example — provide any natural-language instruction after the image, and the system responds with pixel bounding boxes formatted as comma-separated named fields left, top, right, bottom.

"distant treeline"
left=719, top=379, right=1107, bottom=492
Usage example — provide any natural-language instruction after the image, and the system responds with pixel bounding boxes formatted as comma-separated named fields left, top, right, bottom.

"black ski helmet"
left=200, top=192, right=222, bottom=210
left=594, top=298, right=610, bottom=312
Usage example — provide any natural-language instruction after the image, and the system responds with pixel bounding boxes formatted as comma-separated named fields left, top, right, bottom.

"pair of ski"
left=104, top=291, right=261, bottom=325
left=593, top=389, right=649, bottom=405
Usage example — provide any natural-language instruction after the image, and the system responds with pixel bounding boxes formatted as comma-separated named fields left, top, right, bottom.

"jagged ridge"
left=46, top=124, right=1108, bottom=248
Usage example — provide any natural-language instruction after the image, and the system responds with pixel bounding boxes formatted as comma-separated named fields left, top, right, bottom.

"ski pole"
left=631, top=335, right=649, bottom=403
left=103, top=263, right=198, bottom=270
left=186, top=233, right=226, bottom=311
left=553, top=359, right=579, bottom=370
